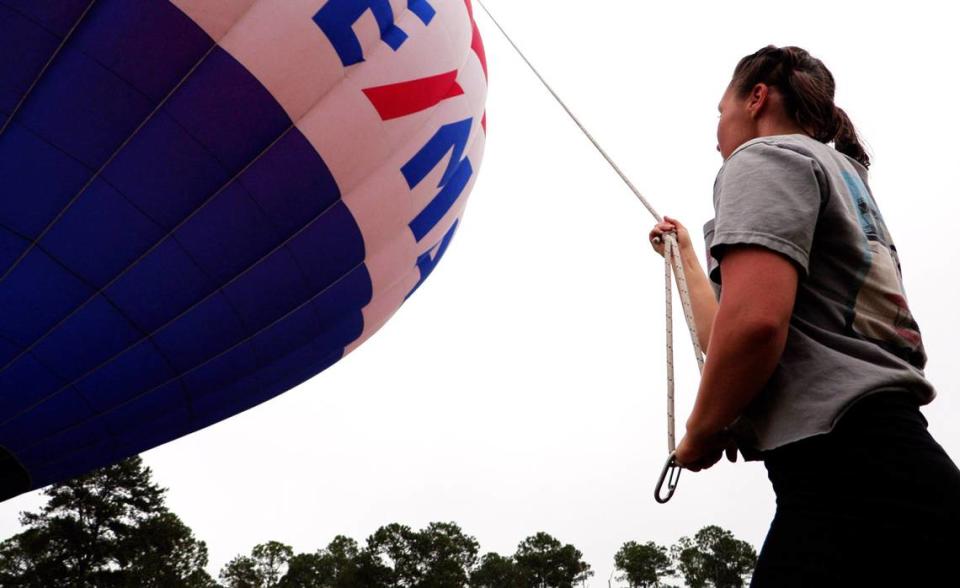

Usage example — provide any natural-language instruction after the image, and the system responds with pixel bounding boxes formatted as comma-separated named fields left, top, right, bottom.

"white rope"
left=473, top=1, right=705, bottom=459
left=664, top=239, right=706, bottom=450
left=473, top=1, right=661, bottom=223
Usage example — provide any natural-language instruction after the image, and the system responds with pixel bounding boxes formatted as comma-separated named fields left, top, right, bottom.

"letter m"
left=401, top=118, right=474, bottom=243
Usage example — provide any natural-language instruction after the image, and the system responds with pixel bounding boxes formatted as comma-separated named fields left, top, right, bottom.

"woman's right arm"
left=649, top=216, right=718, bottom=353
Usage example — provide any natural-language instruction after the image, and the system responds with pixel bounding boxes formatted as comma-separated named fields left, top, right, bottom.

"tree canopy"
left=218, top=525, right=597, bottom=588
left=614, top=540, right=675, bottom=587
left=0, top=457, right=215, bottom=587
left=671, top=525, right=757, bottom=588
left=513, top=532, right=593, bottom=588
left=0, top=458, right=760, bottom=587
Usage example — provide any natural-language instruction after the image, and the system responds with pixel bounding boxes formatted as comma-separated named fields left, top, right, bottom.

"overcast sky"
left=3, top=1, right=958, bottom=585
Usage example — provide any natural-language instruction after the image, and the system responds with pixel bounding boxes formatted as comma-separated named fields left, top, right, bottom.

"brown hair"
left=731, top=45, right=870, bottom=168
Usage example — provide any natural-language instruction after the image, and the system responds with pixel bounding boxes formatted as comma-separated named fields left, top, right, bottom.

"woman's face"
left=716, top=83, right=759, bottom=160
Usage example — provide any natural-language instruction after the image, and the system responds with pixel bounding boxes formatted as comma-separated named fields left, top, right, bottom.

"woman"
left=649, top=45, right=960, bottom=586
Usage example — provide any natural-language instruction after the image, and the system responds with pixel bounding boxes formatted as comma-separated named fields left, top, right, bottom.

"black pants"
left=750, top=390, right=960, bottom=587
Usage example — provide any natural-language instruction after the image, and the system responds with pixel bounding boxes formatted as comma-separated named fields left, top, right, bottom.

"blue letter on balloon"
left=402, top=118, right=473, bottom=243
left=315, top=0, right=436, bottom=67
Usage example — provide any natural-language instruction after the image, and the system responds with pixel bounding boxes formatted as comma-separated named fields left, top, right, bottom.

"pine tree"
left=0, top=456, right=215, bottom=587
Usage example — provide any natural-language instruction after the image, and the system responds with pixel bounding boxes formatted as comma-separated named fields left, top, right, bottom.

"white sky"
left=3, top=1, right=959, bottom=586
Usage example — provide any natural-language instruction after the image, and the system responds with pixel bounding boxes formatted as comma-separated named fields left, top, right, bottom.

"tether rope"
left=474, top=1, right=705, bottom=502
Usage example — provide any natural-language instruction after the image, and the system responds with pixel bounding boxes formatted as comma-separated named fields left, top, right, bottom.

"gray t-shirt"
left=703, top=134, right=934, bottom=460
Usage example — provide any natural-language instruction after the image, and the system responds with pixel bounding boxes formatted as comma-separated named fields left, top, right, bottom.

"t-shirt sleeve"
left=710, top=142, right=826, bottom=278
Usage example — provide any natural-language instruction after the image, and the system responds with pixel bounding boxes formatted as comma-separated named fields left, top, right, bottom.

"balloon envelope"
left=0, top=0, right=487, bottom=500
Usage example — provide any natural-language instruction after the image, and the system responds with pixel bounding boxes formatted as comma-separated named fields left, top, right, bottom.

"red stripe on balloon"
left=363, top=71, right=464, bottom=121
left=464, top=0, right=488, bottom=79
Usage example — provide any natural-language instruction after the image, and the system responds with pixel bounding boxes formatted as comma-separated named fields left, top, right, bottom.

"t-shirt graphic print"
left=841, top=170, right=925, bottom=368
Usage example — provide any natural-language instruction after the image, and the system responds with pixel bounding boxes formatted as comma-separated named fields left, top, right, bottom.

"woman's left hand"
left=675, top=428, right=739, bottom=472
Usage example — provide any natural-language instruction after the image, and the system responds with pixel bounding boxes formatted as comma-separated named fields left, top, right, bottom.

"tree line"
left=0, top=458, right=756, bottom=587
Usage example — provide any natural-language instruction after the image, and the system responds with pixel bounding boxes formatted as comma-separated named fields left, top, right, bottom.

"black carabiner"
left=654, top=452, right=682, bottom=504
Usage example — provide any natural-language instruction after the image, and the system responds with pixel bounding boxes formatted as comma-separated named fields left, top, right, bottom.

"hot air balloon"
left=0, top=0, right=487, bottom=500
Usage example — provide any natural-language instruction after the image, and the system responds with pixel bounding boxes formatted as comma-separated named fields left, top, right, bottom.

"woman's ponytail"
left=732, top=46, right=871, bottom=168
left=832, top=105, right=869, bottom=168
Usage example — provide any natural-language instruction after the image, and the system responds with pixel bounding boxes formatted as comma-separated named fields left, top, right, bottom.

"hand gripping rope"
left=474, top=1, right=705, bottom=503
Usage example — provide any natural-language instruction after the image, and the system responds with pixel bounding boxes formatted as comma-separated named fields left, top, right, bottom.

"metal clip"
left=654, top=452, right=682, bottom=504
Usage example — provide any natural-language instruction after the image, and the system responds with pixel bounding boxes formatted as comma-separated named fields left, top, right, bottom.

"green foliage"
left=0, top=456, right=215, bottom=587
left=613, top=540, right=674, bottom=587
left=253, top=541, right=294, bottom=586
left=221, top=523, right=481, bottom=588
left=415, top=521, right=481, bottom=587
left=1, top=458, right=757, bottom=588
left=321, top=535, right=361, bottom=580
left=362, top=523, right=420, bottom=585
left=470, top=553, right=523, bottom=588
left=277, top=536, right=362, bottom=587
left=220, top=555, right=262, bottom=588
left=217, top=525, right=597, bottom=588
left=120, top=511, right=217, bottom=587
left=513, top=532, right=594, bottom=588
left=219, top=540, right=300, bottom=588
left=670, top=526, right=757, bottom=588
left=362, top=521, right=480, bottom=587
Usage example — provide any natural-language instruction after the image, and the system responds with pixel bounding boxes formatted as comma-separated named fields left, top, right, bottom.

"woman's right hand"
left=648, top=216, right=693, bottom=258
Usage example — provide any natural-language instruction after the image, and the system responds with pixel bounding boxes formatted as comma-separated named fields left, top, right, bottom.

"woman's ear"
left=747, top=83, right=770, bottom=119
